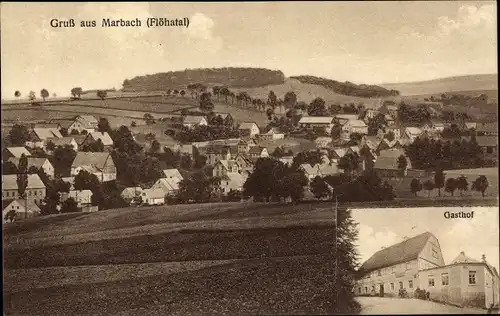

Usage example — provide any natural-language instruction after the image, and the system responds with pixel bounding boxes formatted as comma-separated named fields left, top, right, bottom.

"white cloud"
left=357, top=224, right=399, bottom=264
left=185, top=13, right=216, bottom=40
left=437, top=4, right=495, bottom=35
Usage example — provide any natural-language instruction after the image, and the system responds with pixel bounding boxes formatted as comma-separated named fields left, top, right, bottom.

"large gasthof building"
left=354, top=232, right=500, bottom=309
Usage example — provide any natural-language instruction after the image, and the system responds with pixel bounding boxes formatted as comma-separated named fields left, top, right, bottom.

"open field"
left=380, top=74, right=498, bottom=96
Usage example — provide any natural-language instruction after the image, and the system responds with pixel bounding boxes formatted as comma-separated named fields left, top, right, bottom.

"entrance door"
left=380, top=284, right=384, bottom=297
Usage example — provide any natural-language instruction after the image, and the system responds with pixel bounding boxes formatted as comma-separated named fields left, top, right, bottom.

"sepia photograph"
left=1, top=2, right=498, bottom=315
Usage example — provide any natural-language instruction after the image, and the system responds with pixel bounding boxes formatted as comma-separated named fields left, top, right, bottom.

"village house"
left=298, top=116, right=336, bottom=134
left=385, top=114, right=395, bottom=126
left=476, top=122, right=498, bottom=136
left=422, top=120, right=447, bottom=133
left=45, top=137, right=79, bottom=152
left=342, top=120, right=369, bottom=135
left=378, top=102, right=399, bottom=118
left=61, top=190, right=94, bottom=208
left=212, top=112, right=234, bottom=126
left=384, top=125, right=403, bottom=140
left=150, top=178, right=179, bottom=197
left=48, top=119, right=78, bottom=134
left=120, top=187, right=144, bottom=204
left=2, top=174, right=46, bottom=205
left=2, top=147, right=32, bottom=160
left=279, top=155, right=294, bottom=167
left=218, top=172, right=247, bottom=195
left=315, top=137, right=333, bottom=149
left=355, top=232, right=445, bottom=298
left=183, top=115, right=208, bottom=129
left=375, top=139, right=403, bottom=155
left=3, top=199, right=41, bottom=223
left=256, top=127, right=285, bottom=141
left=234, top=153, right=254, bottom=174
left=8, top=157, right=55, bottom=178
left=213, top=159, right=240, bottom=178
left=71, top=152, right=117, bottom=182
left=172, top=143, right=194, bottom=156
left=141, top=188, right=165, bottom=205
left=364, top=109, right=380, bottom=120
left=335, top=114, right=359, bottom=125
left=238, top=122, right=261, bottom=138
left=74, top=115, right=99, bottom=132
left=418, top=252, right=500, bottom=309
left=476, top=136, right=498, bottom=159
left=206, top=145, right=232, bottom=165
left=300, top=162, right=339, bottom=181
left=400, top=127, right=424, bottom=144
left=25, top=127, right=63, bottom=149
left=82, top=131, right=114, bottom=149
left=248, top=146, right=269, bottom=160
left=373, top=148, right=411, bottom=178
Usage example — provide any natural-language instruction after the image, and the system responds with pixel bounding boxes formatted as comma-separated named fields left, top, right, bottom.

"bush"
left=414, top=288, right=429, bottom=300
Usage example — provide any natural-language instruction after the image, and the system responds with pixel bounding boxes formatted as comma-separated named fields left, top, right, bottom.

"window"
left=487, top=147, right=493, bottom=154
left=432, top=248, right=439, bottom=259
left=391, top=283, right=394, bottom=291
left=34, top=191, right=37, bottom=196
left=399, top=281, right=403, bottom=289
left=442, top=273, right=449, bottom=285
left=469, top=271, right=476, bottom=284
left=358, top=287, right=361, bottom=294
left=406, top=262, right=411, bottom=270
left=365, top=287, right=368, bottom=293
left=408, top=280, right=413, bottom=289
left=428, top=276, right=435, bottom=287
left=377, top=270, right=381, bottom=276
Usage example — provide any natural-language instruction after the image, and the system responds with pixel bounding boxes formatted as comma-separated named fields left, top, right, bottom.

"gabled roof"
left=220, top=172, right=246, bottom=187
left=249, top=146, right=266, bottom=154
left=32, top=128, right=62, bottom=140
left=87, top=132, right=114, bottom=146
left=75, top=115, right=98, bottom=128
left=405, top=127, right=424, bottom=136
left=4, top=147, right=32, bottom=158
left=183, top=115, right=207, bottom=125
left=315, top=137, right=333, bottom=144
left=46, top=137, right=77, bottom=147
left=206, top=145, right=231, bottom=154
left=3, top=199, right=41, bottom=213
left=476, top=136, right=497, bottom=147
left=2, top=174, right=46, bottom=190
left=299, top=163, right=316, bottom=175
left=279, top=156, right=294, bottom=165
left=65, top=189, right=93, bottom=200
left=451, top=251, right=480, bottom=264
left=163, top=169, right=183, bottom=181
left=121, top=187, right=143, bottom=197
left=49, top=119, right=75, bottom=129
left=335, top=114, right=359, bottom=120
left=8, top=157, right=51, bottom=170
left=476, top=122, right=498, bottom=133
left=71, top=152, right=112, bottom=170
left=347, top=120, right=368, bottom=128
left=299, top=116, right=335, bottom=124
left=359, top=232, right=433, bottom=273
left=142, top=188, right=165, bottom=199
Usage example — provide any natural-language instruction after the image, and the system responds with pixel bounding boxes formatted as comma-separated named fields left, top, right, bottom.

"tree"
left=9, top=124, right=30, bottom=146
left=28, top=91, right=36, bottom=102
left=385, top=131, right=395, bottom=142
left=199, top=92, right=214, bottom=112
left=2, top=161, right=18, bottom=174
left=338, top=153, right=360, bottom=177
left=5, top=208, right=18, bottom=223
left=349, top=133, right=363, bottom=144
left=144, top=113, right=155, bottom=125
left=307, top=97, right=327, bottom=116
left=71, top=87, right=83, bottom=99
left=471, top=175, right=489, bottom=197
left=180, top=90, right=186, bottom=97
left=368, top=113, right=387, bottom=136
left=52, top=145, right=77, bottom=177
left=131, top=121, right=137, bottom=127
left=271, top=146, right=286, bottom=158
left=434, top=169, right=445, bottom=197
left=283, top=91, right=297, bottom=109
left=243, top=158, right=287, bottom=202
left=423, top=180, right=435, bottom=198
left=445, top=178, right=457, bottom=196
left=150, top=140, right=161, bottom=153
left=267, top=91, right=278, bottom=109
left=97, top=117, right=112, bottom=133
left=40, top=89, right=49, bottom=102
left=310, top=176, right=331, bottom=200
left=456, top=175, right=468, bottom=196
left=330, top=125, right=342, bottom=139
left=17, top=154, right=29, bottom=219
left=61, top=197, right=79, bottom=213
left=97, top=90, right=107, bottom=100
left=14, top=90, right=21, bottom=98
left=410, top=178, right=422, bottom=196
left=397, top=155, right=408, bottom=176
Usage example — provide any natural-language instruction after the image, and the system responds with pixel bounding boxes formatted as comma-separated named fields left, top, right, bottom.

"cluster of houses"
left=355, top=232, right=500, bottom=309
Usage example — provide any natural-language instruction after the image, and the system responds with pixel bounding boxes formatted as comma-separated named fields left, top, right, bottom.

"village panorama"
left=2, top=2, right=498, bottom=316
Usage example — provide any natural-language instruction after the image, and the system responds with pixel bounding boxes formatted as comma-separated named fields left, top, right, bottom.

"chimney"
left=482, top=254, right=486, bottom=263
left=460, top=251, right=465, bottom=256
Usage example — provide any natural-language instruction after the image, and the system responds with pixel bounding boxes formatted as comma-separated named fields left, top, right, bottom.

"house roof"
left=299, top=116, right=335, bottom=124
left=358, top=232, right=433, bottom=273
left=65, top=189, right=93, bottom=200
left=8, top=157, right=51, bottom=170
left=183, top=115, right=206, bottom=125
left=213, top=112, right=231, bottom=120
left=163, top=169, right=183, bottom=181
left=347, top=120, right=367, bottom=128
left=2, top=174, right=46, bottom=190
left=73, top=135, right=87, bottom=145
left=220, top=172, right=246, bottom=187
left=451, top=251, right=480, bottom=264
left=71, top=152, right=112, bottom=170
left=405, top=127, right=424, bottom=136
left=34, top=123, right=60, bottom=129
left=238, top=122, right=258, bottom=130
left=49, top=119, right=75, bottom=129
left=335, top=114, right=359, bottom=120
left=249, top=146, right=266, bottom=154
left=46, top=137, right=76, bottom=147
left=317, top=162, right=339, bottom=176
left=87, top=132, right=114, bottom=146
left=121, top=187, right=143, bottom=197
left=476, top=136, right=497, bottom=147
left=32, top=128, right=62, bottom=140
left=206, top=145, right=231, bottom=154
left=332, top=148, right=348, bottom=158
left=374, top=149, right=408, bottom=170
left=279, top=156, right=294, bottom=165
left=315, top=137, right=333, bottom=144
left=300, top=163, right=316, bottom=175
left=4, top=147, right=32, bottom=158
left=75, top=115, right=98, bottom=128
left=3, top=199, right=41, bottom=213
left=476, top=122, right=498, bottom=133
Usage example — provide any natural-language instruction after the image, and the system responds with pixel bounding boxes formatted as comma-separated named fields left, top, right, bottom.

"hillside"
left=122, top=67, right=286, bottom=91
left=380, top=74, right=498, bottom=96
left=290, top=75, right=400, bottom=98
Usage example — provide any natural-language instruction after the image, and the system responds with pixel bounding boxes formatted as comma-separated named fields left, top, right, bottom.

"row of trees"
left=410, top=175, right=489, bottom=197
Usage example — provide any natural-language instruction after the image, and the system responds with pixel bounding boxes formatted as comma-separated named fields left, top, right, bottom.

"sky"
left=1, top=1, right=497, bottom=99
left=351, top=206, right=499, bottom=272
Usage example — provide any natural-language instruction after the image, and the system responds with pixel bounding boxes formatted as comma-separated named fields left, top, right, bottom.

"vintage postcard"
left=1, top=2, right=498, bottom=315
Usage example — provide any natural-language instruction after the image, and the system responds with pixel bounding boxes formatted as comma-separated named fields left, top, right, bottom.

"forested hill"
left=289, top=75, right=400, bottom=98
left=122, top=68, right=286, bottom=91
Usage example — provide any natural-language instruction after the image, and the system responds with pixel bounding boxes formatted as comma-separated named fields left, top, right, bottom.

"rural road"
left=356, top=296, right=489, bottom=314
